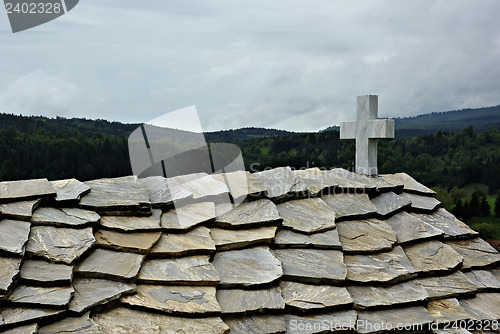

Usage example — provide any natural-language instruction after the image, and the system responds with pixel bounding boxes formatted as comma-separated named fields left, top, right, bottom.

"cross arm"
left=339, top=121, right=357, bottom=139
left=366, top=119, right=395, bottom=139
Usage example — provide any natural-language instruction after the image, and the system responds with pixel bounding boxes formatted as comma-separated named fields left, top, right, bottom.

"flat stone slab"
left=347, top=281, right=429, bottom=309
left=224, top=315, right=286, bottom=334
left=403, top=240, right=464, bottom=274
left=280, top=281, right=353, bottom=311
left=427, top=298, right=471, bottom=325
left=273, top=249, right=346, bottom=284
left=336, top=218, right=397, bottom=253
left=19, top=260, right=73, bottom=286
left=293, top=168, right=337, bottom=195
left=50, top=179, right=91, bottom=203
left=139, top=256, right=220, bottom=285
left=151, top=226, right=215, bottom=256
left=446, top=238, right=500, bottom=270
left=75, top=249, right=144, bottom=281
left=370, top=191, right=411, bottom=217
left=80, top=176, right=151, bottom=214
left=386, top=211, right=444, bottom=244
left=31, top=207, right=100, bottom=228
left=38, top=312, right=100, bottom=334
left=380, top=172, right=436, bottom=195
left=0, top=179, right=56, bottom=202
left=458, top=292, right=500, bottom=320
left=161, top=202, right=216, bottom=230
left=68, top=278, right=136, bottom=315
left=217, top=287, right=285, bottom=314
left=400, top=192, right=441, bottom=212
left=357, top=306, right=434, bottom=334
left=172, top=173, right=229, bottom=199
left=276, top=198, right=336, bottom=234
left=26, top=226, right=95, bottom=264
left=2, top=323, right=39, bottom=334
left=215, top=199, right=280, bottom=228
left=284, top=310, right=358, bottom=334
left=91, top=307, right=229, bottom=334
left=121, top=285, right=220, bottom=315
left=100, top=212, right=161, bottom=232
left=323, top=168, right=379, bottom=191
left=210, top=226, right=277, bottom=251
left=415, top=271, right=478, bottom=300
left=212, top=171, right=267, bottom=200
left=463, top=270, right=500, bottom=290
left=0, top=256, right=22, bottom=294
left=8, top=285, right=74, bottom=308
left=253, top=166, right=305, bottom=200
left=416, top=209, right=479, bottom=239
left=212, top=247, right=282, bottom=287
left=0, top=219, right=31, bottom=255
left=322, top=193, right=377, bottom=220
left=137, top=176, right=192, bottom=206
left=274, top=228, right=342, bottom=250
left=0, top=199, right=40, bottom=221
left=0, top=308, right=64, bottom=328
left=95, top=230, right=161, bottom=254
left=345, top=246, right=417, bottom=284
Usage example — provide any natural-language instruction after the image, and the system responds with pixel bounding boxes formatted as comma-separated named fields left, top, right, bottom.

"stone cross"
left=340, top=95, right=395, bottom=176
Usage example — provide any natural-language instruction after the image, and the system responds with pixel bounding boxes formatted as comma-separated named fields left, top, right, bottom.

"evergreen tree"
left=452, top=198, right=463, bottom=218
left=479, top=195, right=490, bottom=217
left=469, top=191, right=481, bottom=217
left=495, top=192, right=500, bottom=218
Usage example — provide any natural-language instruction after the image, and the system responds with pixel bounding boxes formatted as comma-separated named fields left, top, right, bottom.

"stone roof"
left=0, top=167, right=499, bottom=333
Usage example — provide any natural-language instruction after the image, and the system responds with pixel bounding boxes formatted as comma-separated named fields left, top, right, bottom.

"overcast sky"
left=0, top=0, right=499, bottom=132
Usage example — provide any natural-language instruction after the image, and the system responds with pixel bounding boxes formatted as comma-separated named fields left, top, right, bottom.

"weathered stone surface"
left=0, top=257, right=22, bottom=294
left=284, top=310, right=358, bottom=334
left=217, top=287, right=285, bottom=314
left=2, top=323, right=38, bottom=334
left=324, top=168, right=379, bottom=191
left=212, top=247, right=282, bottom=287
left=0, top=199, right=40, bottom=221
left=432, top=329, right=471, bottom=334
left=95, top=230, right=161, bottom=254
left=224, top=315, right=286, bottom=334
left=38, top=312, right=100, bottom=334
left=0, top=219, right=31, bottom=255
left=100, top=212, right=161, bottom=232
left=51, top=179, right=91, bottom=202
left=336, top=218, right=397, bottom=253
left=417, top=209, right=479, bottom=239
left=400, top=192, right=441, bottom=212
left=280, top=281, right=353, bottom=310
left=161, top=202, right=216, bottom=230
left=276, top=198, right=336, bottom=234
left=8, top=285, right=74, bottom=308
left=0, top=308, right=64, bottom=327
left=293, top=168, right=337, bottom=195
left=172, top=173, right=229, bottom=199
left=371, top=191, right=411, bottom=217
left=427, top=298, right=471, bottom=325
left=68, top=278, right=136, bottom=315
left=211, top=226, right=276, bottom=251
left=273, top=249, right=346, bottom=284
left=139, top=256, right=219, bottom=285
left=381, top=172, right=436, bottom=195
left=322, top=193, right=377, bottom=220
left=347, top=281, right=429, bottom=309
left=91, top=307, right=229, bottom=334
left=137, top=176, right=192, bottom=206
left=31, top=207, right=100, bottom=227
left=20, top=260, right=73, bottom=286
left=463, top=270, right=500, bottom=290
left=80, top=176, right=151, bottom=214
left=0, top=179, right=56, bottom=202
left=26, top=226, right=95, bottom=264
left=345, top=246, right=417, bottom=284
left=403, top=240, right=464, bottom=274
left=121, top=285, right=220, bottom=315
left=75, top=249, right=144, bottom=281
left=386, top=211, right=444, bottom=244
left=357, top=306, right=434, bottom=334
left=459, top=292, right=500, bottom=320
left=415, top=271, right=478, bottom=300
left=215, top=199, right=280, bottom=228
left=151, top=226, right=215, bottom=256
left=274, top=228, right=342, bottom=250
left=253, top=167, right=306, bottom=200
left=212, top=171, right=267, bottom=200
left=446, top=238, right=500, bottom=269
